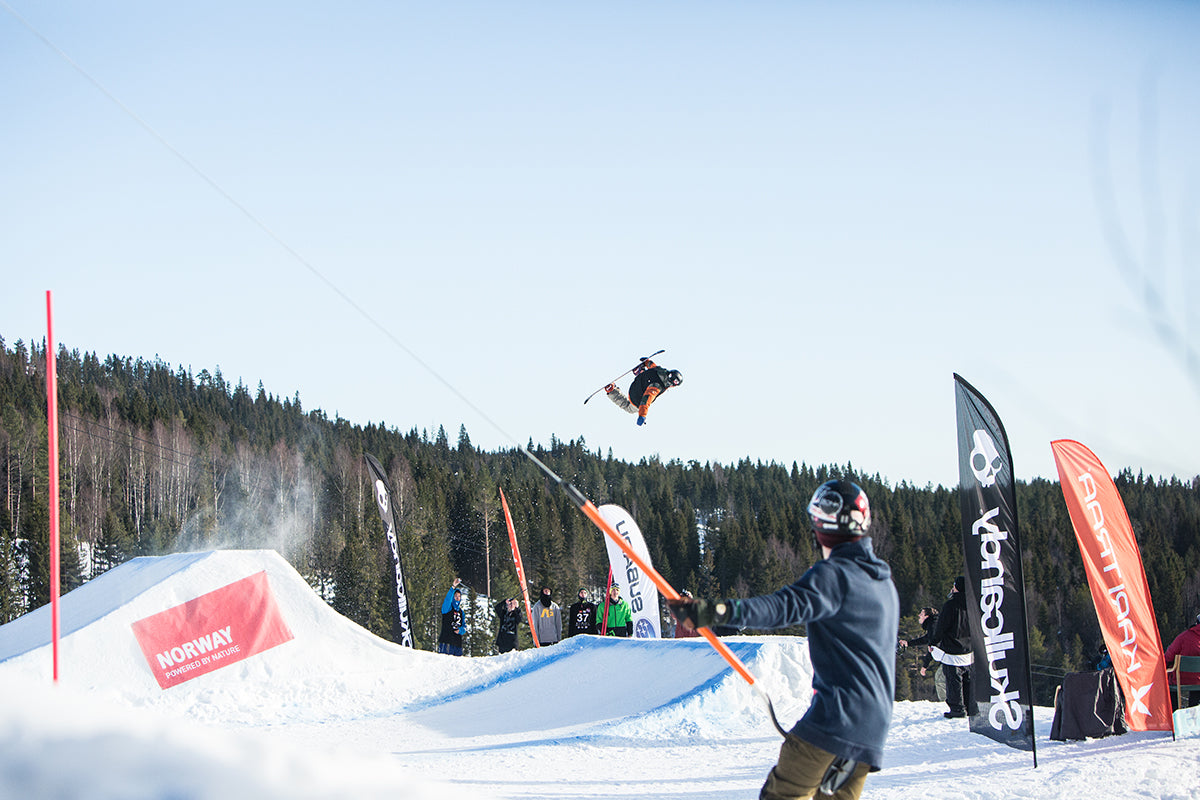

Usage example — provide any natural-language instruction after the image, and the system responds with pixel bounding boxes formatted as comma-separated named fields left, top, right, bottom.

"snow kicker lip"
left=397, top=636, right=780, bottom=739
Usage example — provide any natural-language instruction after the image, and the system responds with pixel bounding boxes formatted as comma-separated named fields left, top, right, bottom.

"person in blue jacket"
left=437, top=578, right=467, bottom=656
left=669, top=479, right=899, bottom=800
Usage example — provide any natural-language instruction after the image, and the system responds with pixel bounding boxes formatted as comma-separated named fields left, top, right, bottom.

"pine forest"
left=2, top=337, right=1198, bottom=704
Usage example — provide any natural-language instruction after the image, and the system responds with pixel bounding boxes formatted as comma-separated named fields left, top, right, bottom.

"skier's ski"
left=583, top=349, right=665, bottom=404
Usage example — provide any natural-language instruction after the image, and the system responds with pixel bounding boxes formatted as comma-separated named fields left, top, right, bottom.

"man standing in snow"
left=437, top=578, right=467, bottom=656
left=495, top=597, right=522, bottom=654
left=597, top=583, right=634, bottom=637
left=604, top=357, right=682, bottom=426
left=899, top=607, right=945, bottom=702
left=533, top=587, right=562, bottom=646
left=567, top=588, right=598, bottom=637
left=668, top=479, right=898, bottom=800
left=929, top=576, right=975, bottom=719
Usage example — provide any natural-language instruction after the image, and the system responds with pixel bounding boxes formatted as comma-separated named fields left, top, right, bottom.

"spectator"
left=930, top=576, right=976, bottom=719
left=597, top=583, right=633, bottom=637
left=437, top=578, right=467, bottom=656
left=567, top=588, right=598, bottom=637
left=494, top=597, right=522, bottom=654
left=899, top=607, right=945, bottom=702
left=533, top=587, right=562, bottom=646
left=674, top=591, right=700, bottom=638
left=667, top=479, right=898, bottom=800
left=1165, top=611, right=1200, bottom=709
left=1093, top=642, right=1112, bottom=672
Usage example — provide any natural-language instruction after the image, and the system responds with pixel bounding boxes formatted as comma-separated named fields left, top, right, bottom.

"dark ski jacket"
left=930, top=585, right=972, bottom=662
left=908, top=612, right=939, bottom=670
left=627, top=362, right=674, bottom=418
left=494, top=600, right=521, bottom=653
left=438, top=587, right=466, bottom=648
left=567, top=600, right=598, bottom=636
left=907, top=613, right=939, bottom=648
left=728, top=537, right=899, bottom=769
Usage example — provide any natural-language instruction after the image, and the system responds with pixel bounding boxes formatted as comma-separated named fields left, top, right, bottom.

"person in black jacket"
left=930, top=576, right=976, bottom=718
left=494, top=597, right=522, bottom=654
left=668, top=480, right=898, bottom=800
left=566, top=588, right=598, bottom=637
left=604, top=358, right=683, bottom=426
left=900, top=607, right=945, bottom=702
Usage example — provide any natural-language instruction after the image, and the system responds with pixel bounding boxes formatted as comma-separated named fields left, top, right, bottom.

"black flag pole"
left=365, top=453, right=416, bottom=648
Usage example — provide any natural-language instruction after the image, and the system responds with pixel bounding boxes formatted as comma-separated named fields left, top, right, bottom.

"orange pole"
left=576, top=497, right=758, bottom=687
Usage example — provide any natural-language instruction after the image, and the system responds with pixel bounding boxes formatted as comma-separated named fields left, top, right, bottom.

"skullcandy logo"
left=373, top=480, right=389, bottom=515
left=970, top=430, right=1004, bottom=488
left=809, top=484, right=870, bottom=532
left=810, top=486, right=844, bottom=523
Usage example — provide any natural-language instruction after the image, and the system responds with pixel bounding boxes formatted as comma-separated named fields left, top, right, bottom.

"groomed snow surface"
left=1, top=551, right=1195, bottom=799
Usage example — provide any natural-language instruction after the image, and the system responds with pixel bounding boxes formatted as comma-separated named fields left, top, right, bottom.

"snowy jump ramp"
left=0, top=550, right=813, bottom=737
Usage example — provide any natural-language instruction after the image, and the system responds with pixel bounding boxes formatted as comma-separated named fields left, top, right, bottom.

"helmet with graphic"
left=807, top=480, right=870, bottom=545
left=667, top=370, right=683, bottom=387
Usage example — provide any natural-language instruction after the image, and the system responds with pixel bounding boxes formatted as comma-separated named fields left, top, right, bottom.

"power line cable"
left=1, top=0, right=522, bottom=454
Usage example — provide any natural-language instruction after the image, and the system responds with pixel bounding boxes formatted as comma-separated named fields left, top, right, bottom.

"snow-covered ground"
left=1, top=550, right=1196, bottom=799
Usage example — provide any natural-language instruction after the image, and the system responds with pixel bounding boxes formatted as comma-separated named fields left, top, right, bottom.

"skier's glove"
left=667, top=597, right=734, bottom=632
left=636, top=416, right=646, bottom=426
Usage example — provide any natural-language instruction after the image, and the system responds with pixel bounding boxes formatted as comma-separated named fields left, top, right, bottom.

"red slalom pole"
left=45, top=291, right=61, bottom=682
left=600, top=566, right=613, bottom=636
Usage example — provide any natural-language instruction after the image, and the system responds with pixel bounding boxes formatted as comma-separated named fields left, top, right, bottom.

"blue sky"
left=3, top=1, right=1199, bottom=488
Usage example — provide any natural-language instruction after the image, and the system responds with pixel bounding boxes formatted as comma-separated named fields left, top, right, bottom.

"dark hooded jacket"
left=728, top=537, right=899, bottom=769
left=930, top=578, right=972, bottom=658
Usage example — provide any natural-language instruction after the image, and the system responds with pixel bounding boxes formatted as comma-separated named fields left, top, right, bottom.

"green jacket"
left=596, top=597, right=633, bottom=637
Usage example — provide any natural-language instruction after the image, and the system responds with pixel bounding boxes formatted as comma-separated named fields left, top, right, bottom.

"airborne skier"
left=603, top=357, right=682, bottom=426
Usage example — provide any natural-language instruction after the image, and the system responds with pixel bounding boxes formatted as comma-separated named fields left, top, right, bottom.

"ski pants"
left=759, top=736, right=871, bottom=800
left=943, top=662, right=977, bottom=715
left=605, top=386, right=637, bottom=414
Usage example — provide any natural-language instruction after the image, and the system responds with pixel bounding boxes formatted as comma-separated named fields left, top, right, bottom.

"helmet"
left=668, top=370, right=683, bottom=387
left=807, top=480, right=870, bottom=536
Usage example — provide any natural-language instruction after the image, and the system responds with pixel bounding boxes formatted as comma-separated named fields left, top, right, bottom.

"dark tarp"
left=1050, top=668, right=1128, bottom=741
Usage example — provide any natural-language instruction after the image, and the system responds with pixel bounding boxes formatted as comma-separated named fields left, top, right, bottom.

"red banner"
left=1051, top=440, right=1173, bottom=731
left=131, top=571, right=294, bottom=690
left=500, top=488, right=539, bottom=646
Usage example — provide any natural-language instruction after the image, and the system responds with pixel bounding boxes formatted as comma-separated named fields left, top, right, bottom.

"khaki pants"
left=760, top=737, right=871, bottom=800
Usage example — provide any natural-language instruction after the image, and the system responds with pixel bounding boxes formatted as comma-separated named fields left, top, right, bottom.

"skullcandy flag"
left=365, top=453, right=415, bottom=648
left=1051, top=440, right=1173, bottom=732
left=954, top=374, right=1037, bottom=763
